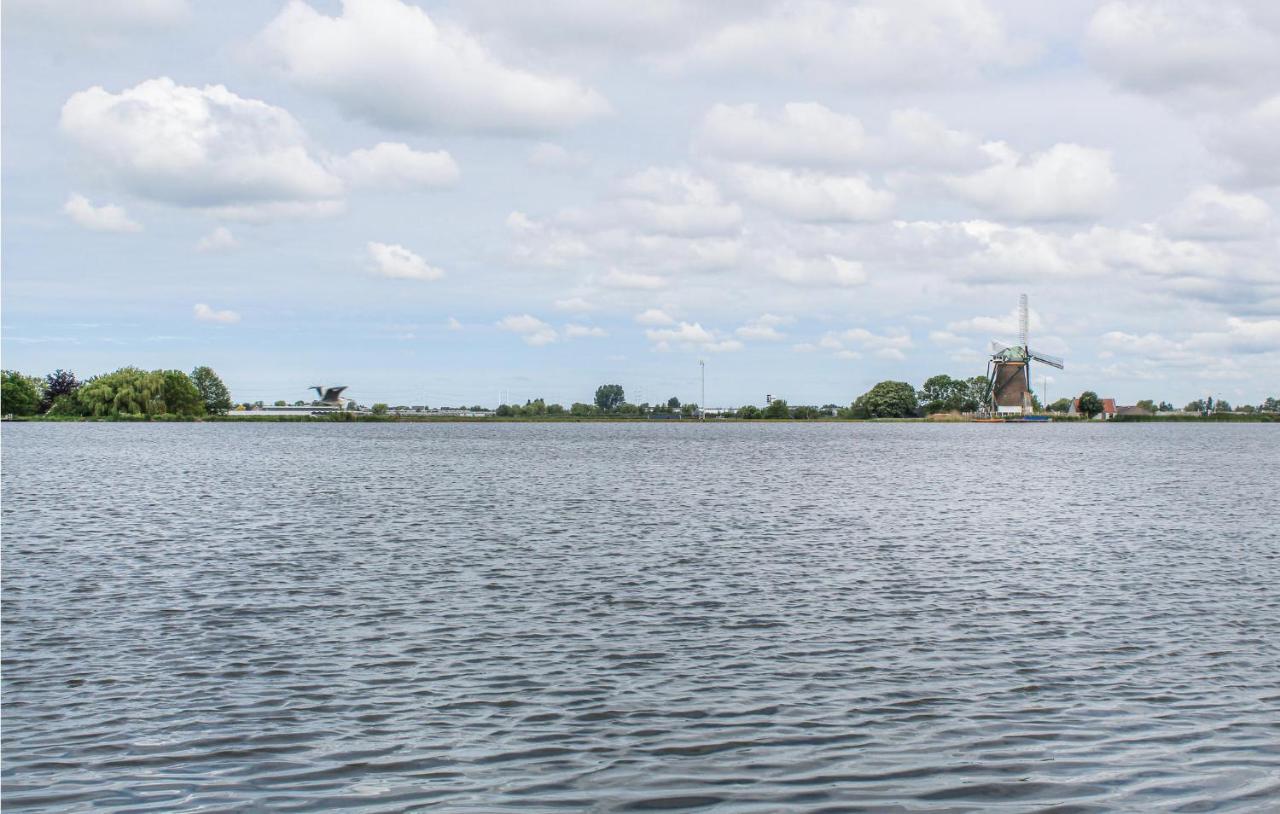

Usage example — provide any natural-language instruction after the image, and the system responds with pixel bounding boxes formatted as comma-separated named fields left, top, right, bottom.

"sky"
left=2, top=0, right=1278, bottom=409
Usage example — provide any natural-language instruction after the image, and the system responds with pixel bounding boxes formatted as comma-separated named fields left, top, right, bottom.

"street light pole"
left=699, top=359, right=705, bottom=421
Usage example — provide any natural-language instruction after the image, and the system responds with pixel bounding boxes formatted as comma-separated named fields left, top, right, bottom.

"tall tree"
left=1078, top=391, right=1103, bottom=418
left=2, top=370, right=41, bottom=416
left=853, top=381, right=919, bottom=418
left=918, top=374, right=968, bottom=413
left=667, top=396, right=680, bottom=410
left=594, top=384, right=625, bottom=412
left=189, top=366, right=232, bottom=415
left=41, top=369, right=81, bottom=413
left=763, top=398, right=790, bottom=419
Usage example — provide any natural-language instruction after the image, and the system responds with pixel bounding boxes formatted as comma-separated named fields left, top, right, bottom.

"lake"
left=2, top=422, right=1278, bottom=811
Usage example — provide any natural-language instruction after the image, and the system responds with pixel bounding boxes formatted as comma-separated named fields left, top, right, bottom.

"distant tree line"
left=2, top=366, right=232, bottom=418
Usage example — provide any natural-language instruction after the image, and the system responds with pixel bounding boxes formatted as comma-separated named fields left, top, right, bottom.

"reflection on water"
left=3, top=422, right=1278, bottom=811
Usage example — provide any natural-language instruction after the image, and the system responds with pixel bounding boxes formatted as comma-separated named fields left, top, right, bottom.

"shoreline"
left=4, top=414, right=1276, bottom=424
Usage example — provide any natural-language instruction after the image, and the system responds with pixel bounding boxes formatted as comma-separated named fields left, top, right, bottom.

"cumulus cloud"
left=682, top=0, right=1031, bottom=85
left=256, top=0, right=609, bottom=133
left=338, top=142, right=459, bottom=189
left=196, top=226, right=238, bottom=252
left=367, top=241, right=445, bottom=280
left=601, top=269, right=666, bottom=289
left=498, top=314, right=558, bottom=345
left=945, top=142, right=1117, bottom=219
left=1086, top=1, right=1280, bottom=102
left=61, top=78, right=343, bottom=212
left=724, top=164, right=894, bottom=221
left=7, top=0, right=189, bottom=32
left=193, top=303, right=240, bottom=323
left=554, top=296, right=595, bottom=312
left=694, top=102, right=869, bottom=166
left=694, top=103, right=984, bottom=171
left=634, top=308, right=676, bottom=326
left=1212, top=95, right=1280, bottom=186
left=736, top=314, right=791, bottom=341
left=1162, top=185, right=1272, bottom=239
left=645, top=321, right=742, bottom=352
left=564, top=323, right=607, bottom=338
left=812, top=326, right=914, bottom=360
left=771, top=254, right=868, bottom=287
left=616, top=167, right=742, bottom=236
left=62, top=193, right=142, bottom=232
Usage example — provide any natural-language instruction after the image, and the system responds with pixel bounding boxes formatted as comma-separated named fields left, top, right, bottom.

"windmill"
left=983, top=294, right=1063, bottom=415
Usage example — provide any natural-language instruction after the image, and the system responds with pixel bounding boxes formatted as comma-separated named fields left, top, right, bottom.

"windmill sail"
left=1029, top=350, right=1064, bottom=369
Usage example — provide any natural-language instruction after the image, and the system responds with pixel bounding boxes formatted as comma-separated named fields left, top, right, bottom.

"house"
left=1069, top=397, right=1118, bottom=419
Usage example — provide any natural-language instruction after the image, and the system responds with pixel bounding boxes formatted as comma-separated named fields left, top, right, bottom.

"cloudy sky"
left=3, top=0, right=1278, bottom=408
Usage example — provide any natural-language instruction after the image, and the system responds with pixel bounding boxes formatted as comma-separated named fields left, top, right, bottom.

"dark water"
left=3, top=422, right=1278, bottom=812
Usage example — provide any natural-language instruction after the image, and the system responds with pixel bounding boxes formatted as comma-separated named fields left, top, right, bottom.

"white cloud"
left=193, top=303, right=240, bottom=323
left=682, top=0, right=1031, bottom=86
left=338, top=142, right=459, bottom=189
left=62, top=193, right=142, bottom=232
left=1162, top=185, right=1272, bottom=239
left=498, top=314, right=558, bottom=345
left=736, top=313, right=791, bottom=341
left=694, top=103, right=984, bottom=171
left=645, top=321, right=742, bottom=352
left=446, top=317, right=463, bottom=330
left=257, top=0, right=609, bottom=133
left=635, top=308, right=676, bottom=326
left=7, top=0, right=189, bottom=32
left=1086, top=1, right=1280, bottom=101
left=528, top=142, right=588, bottom=170
left=771, top=254, right=868, bottom=287
left=564, top=323, right=607, bottom=338
left=601, top=269, right=666, bottom=289
left=1212, top=95, right=1280, bottom=186
left=616, top=167, right=742, bottom=236
left=948, top=306, right=1045, bottom=337
left=367, top=241, right=445, bottom=280
left=196, top=226, right=238, bottom=252
left=61, top=78, right=343, bottom=211
left=694, top=102, right=868, bottom=166
left=945, top=142, right=1117, bottom=219
left=725, top=164, right=894, bottom=221
left=554, top=296, right=595, bottom=312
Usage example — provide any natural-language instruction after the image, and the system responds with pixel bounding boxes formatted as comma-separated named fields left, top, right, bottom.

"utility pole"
left=699, top=359, right=705, bottom=421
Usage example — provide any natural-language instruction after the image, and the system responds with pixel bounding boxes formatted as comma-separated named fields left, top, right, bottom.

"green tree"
left=1078, top=391, right=1103, bottom=418
left=918, top=374, right=968, bottom=413
left=962, top=376, right=990, bottom=412
left=1184, top=399, right=1205, bottom=414
left=594, top=384, right=625, bottom=412
left=495, top=404, right=514, bottom=417
left=547, top=403, right=565, bottom=415
left=791, top=405, right=821, bottom=419
left=73, top=367, right=203, bottom=417
left=1214, top=399, right=1231, bottom=412
left=1262, top=397, right=1279, bottom=413
left=40, top=369, right=81, bottom=413
left=570, top=402, right=594, bottom=417
left=763, top=398, right=790, bottom=419
left=1158, top=401, right=1173, bottom=412
left=162, top=370, right=204, bottom=415
left=2, top=370, right=41, bottom=415
left=1135, top=399, right=1155, bottom=413
left=189, top=366, right=232, bottom=415
left=371, top=403, right=389, bottom=415
left=1047, top=397, right=1072, bottom=413
left=853, top=381, right=918, bottom=418
left=681, top=402, right=699, bottom=417
left=667, top=396, right=680, bottom=410
left=274, top=400, right=287, bottom=407
left=738, top=404, right=761, bottom=419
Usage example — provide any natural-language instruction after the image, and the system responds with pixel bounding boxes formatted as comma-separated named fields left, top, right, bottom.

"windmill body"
left=982, top=295, right=1063, bottom=416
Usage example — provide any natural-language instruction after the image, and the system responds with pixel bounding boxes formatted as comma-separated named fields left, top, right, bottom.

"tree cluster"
left=1, top=366, right=231, bottom=418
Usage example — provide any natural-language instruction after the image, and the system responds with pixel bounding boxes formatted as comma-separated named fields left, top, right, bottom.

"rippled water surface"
left=3, top=422, right=1279, bottom=812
